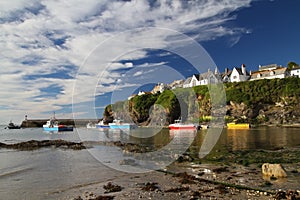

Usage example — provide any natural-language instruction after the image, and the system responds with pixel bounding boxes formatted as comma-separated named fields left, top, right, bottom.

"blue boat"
left=108, top=119, right=137, bottom=130
left=43, top=118, right=73, bottom=132
left=95, top=120, right=110, bottom=129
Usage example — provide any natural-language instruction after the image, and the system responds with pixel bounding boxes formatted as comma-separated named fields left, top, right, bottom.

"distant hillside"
left=103, top=77, right=300, bottom=125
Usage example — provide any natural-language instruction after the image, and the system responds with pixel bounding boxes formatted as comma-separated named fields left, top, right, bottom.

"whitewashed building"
left=250, top=67, right=289, bottom=81
left=290, top=66, right=300, bottom=78
left=230, top=64, right=250, bottom=82
left=221, top=68, right=232, bottom=83
left=183, top=70, right=221, bottom=88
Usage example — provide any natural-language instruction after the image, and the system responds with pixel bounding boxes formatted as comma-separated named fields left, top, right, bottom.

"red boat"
left=169, top=119, right=196, bottom=130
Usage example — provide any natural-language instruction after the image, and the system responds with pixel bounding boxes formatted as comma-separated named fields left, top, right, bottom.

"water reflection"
left=225, top=127, right=300, bottom=151
left=87, top=126, right=300, bottom=152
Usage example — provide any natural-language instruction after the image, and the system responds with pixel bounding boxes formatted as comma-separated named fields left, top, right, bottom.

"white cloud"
left=0, top=0, right=252, bottom=123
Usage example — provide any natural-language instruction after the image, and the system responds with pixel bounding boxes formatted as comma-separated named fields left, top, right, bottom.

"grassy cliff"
left=103, top=77, right=300, bottom=125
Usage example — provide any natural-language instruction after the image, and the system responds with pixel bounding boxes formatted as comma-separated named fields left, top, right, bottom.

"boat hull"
left=96, top=124, right=110, bottom=129
left=169, top=124, right=196, bottom=130
left=7, top=126, right=21, bottom=129
left=43, top=126, right=73, bottom=132
left=227, top=123, right=250, bottom=129
left=109, top=124, right=136, bottom=129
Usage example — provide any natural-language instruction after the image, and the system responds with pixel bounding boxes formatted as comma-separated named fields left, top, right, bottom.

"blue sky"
left=203, top=0, right=300, bottom=70
left=0, top=0, right=299, bottom=123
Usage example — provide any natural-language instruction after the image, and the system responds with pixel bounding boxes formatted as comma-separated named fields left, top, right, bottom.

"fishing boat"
left=169, top=118, right=196, bottom=130
left=95, top=120, right=110, bottom=129
left=6, top=121, right=21, bottom=129
left=43, top=118, right=73, bottom=132
left=86, top=121, right=96, bottom=128
left=227, top=122, right=250, bottom=129
left=109, top=119, right=137, bottom=129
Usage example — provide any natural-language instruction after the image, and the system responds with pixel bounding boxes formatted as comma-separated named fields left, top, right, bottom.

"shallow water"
left=0, top=126, right=299, bottom=199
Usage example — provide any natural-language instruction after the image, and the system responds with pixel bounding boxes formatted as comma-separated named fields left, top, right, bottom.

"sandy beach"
left=58, top=161, right=300, bottom=200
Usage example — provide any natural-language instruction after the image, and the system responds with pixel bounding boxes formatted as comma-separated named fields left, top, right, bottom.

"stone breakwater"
left=20, top=119, right=98, bottom=128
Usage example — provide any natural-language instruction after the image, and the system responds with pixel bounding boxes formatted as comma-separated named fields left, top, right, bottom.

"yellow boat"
left=226, top=122, right=250, bottom=129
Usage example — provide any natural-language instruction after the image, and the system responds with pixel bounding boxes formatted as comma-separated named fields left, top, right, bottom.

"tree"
left=287, top=61, right=299, bottom=70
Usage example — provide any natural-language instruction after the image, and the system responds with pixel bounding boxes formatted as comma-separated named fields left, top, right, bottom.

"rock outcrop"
left=262, top=163, right=287, bottom=178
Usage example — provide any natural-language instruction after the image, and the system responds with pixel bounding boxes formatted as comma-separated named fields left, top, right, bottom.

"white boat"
left=43, top=118, right=73, bottom=132
left=169, top=118, right=196, bottom=130
left=95, top=120, right=110, bottom=129
left=86, top=121, right=96, bottom=128
left=109, top=119, right=137, bottom=129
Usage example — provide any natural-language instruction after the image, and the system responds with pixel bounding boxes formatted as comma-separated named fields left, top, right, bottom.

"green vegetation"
left=103, top=77, right=300, bottom=125
left=287, top=61, right=299, bottom=70
left=225, top=77, right=300, bottom=105
left=130, top=93, right=159, bottom=123
left=201, top=148, right=300, bottom=166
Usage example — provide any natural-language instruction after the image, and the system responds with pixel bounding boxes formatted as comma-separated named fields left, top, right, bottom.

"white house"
left=182, top=70, right=221, bottom=88
left=290, top=66, right=300, bottom=78
left=183, top=74, right=200, bottom=88
left=221, top=68, right=232, bottom=83
left=258, top=64, right=278, bottom=71
left=230, top=64, right=250, bottom=82
left=151, top=83, right=168, bottom=94
left=250, top=67, right=289, bottom=81
left=183, top=77, right=193, bottom=88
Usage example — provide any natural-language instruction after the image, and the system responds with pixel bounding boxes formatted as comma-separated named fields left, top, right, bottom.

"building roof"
left=234, top=67, right=250, bottom=76
left=183, top=77, right=192, bottom=85
left=258, top=64, right=278, bottom=71
left=251, top=67, right=287, bottom=79
left=290, top=66, right=300, bottom=71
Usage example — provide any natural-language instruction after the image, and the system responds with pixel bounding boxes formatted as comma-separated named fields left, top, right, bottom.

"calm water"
left=0, top=126, right=299, bottom=199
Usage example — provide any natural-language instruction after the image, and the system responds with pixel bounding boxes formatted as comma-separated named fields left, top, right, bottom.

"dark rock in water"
left=103, top=182, right=123, bottom=193
left=212, top=166, right=229, bottom=174
left=141, top=182, right=160, bottom=191
left=73, top=196, right=83, bottom=200
left=94, top=195, right=115, bottom=200
left=0, top=140, right=86, bottom=150
left=165, top=186, right=189, bottom=193
left=274, top=190, right=300, bottom=200
left=119, top=159, right=137, bottom=166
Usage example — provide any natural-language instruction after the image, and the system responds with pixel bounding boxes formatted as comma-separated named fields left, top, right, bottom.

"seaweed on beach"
left=103, top=182, right=123, bottom=193
left=199, top=147, right=300, bottom=165
left=141, top=182, right=160, bottom=191
left=0, top=140, right=86, bottom=150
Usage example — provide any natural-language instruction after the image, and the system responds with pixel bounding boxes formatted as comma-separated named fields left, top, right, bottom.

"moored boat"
left=6, top=121, right=21, bottom=129
left=227, top=122, right=250, bottom=129
left=86, top=121, right=96, bottom=128
left=169, top=118, right=196, bottom=130
left=43, top=118, right=73, bottom=132
left=109, top=119, right=137, bottom=129
left=95, top=120, right=110, bottom=129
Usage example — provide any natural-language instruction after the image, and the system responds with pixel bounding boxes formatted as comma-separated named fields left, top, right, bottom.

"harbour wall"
left=20, top=119, right=99, bottom=128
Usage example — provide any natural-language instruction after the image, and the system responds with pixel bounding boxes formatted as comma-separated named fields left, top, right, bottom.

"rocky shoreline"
left=1, top=139, right=299, bottom=199
left=0, top=140, right=85, bottom=150
left=65, top=161, right=300, bottom=200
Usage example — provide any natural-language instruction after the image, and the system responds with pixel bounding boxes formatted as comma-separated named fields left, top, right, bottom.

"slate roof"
left=251, top=67, right=287, bottom=79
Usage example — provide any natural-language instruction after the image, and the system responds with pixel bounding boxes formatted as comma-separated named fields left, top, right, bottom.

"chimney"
left=249, top=70, right=252, bottom=75
left=241, top=64, right=246, bottom=75
left=214, top=67, right=219, bottom=75
left=225, top=68, right=229, bottom=74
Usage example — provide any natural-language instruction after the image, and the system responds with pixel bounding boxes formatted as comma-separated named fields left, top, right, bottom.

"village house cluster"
left=128, top=63, right=300, bottom=99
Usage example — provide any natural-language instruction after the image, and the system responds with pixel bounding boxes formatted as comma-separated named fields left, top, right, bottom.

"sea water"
left=0, top=126, right=299, bottom=199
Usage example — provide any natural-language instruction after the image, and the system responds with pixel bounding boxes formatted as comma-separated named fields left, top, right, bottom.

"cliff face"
left=103, top=77, right=300, bottom=125
left=227, top=97, right=300, bottom=124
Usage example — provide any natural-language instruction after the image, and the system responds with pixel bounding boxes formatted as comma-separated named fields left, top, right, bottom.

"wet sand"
left=54, top=161, right=300, bottom=200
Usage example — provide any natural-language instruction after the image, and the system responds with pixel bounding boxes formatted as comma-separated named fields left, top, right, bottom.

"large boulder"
left=262, top=163, right=287, bottom=178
